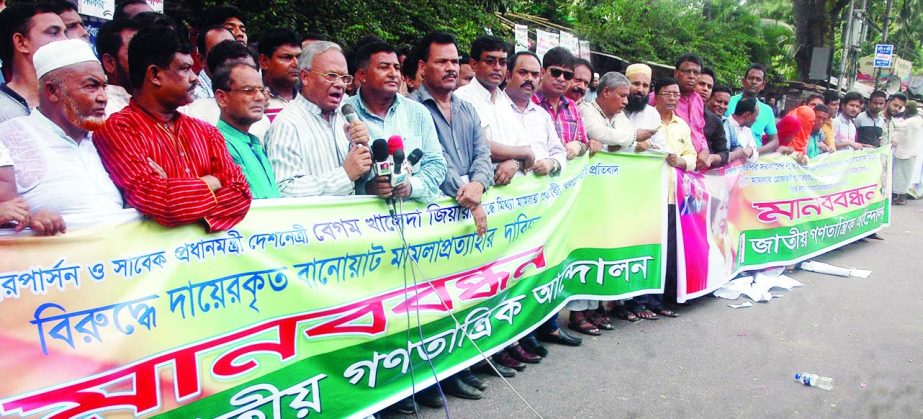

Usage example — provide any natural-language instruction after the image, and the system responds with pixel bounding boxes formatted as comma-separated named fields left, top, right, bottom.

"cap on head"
left=625, top=63, right=652, bottom=79
left=33, top=39, right=99, bottom=79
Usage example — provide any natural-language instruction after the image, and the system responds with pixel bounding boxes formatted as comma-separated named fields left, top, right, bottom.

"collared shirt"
left=855, top=110, right=885, bottom=146
left=454, top=79, right=523, bottom=146
left=345, top=90, right=447, bottom=204
left=506, top=93, right=567, bottom=171
left=532, top=91, right=588, bottom=144
left=0, top=110, right=123, bottom=217
left=104, top=84, right=131, bottom=117
left=704, top=109, right=729, bottom=165
left=0, top=84, right=30, bottom=124
left=94, top=100, right=252, bottom=231
left=657, top=113, right=697, bottom=204
left=578, top=100, right=634, bottom=149
left=179, top=98, right=271, bottom=140
left=265, top=86, right=296, bottom=122
left=722, top=116, right=759, bottom=164
left=725, top=93, right=777, bottom=146
left=408, top=84, right=493, bottom=197
left=192, top=69, right=214, bottom=100
left=218, top=120, right=279, bottom=199
left=650, top=90, right=707, bottom=152
left=832, top=114, right=857, bottom=146
left=264, top=93, right=356, bottom=197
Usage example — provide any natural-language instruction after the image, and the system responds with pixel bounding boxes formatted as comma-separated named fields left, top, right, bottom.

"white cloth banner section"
left=579, top=40, right=591, bottom=60
left=559, top=32, right=578, bottom=55
left=78, top=0, right=115, bottom=19
left=148, top=0, right=165, bottom=12
left=536, top=29, right=559, bottom=62
left=514, top=24, right=529, bottom=52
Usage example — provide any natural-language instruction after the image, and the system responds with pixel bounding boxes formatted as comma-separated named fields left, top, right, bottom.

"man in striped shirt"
left=94, top=25, right=251, bottom=232
left=264, top=41, right=371, bottom=198
left=346, top=41, right=447, bottom=204
left=532, top=47, right=588, bottom=160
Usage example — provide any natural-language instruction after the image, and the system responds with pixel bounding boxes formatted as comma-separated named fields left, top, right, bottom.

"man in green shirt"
left=214, top=62, right=280, bottom=199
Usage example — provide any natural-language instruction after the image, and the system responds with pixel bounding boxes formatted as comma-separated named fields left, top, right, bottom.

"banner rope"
left=396, top=199, right=545, bottom=419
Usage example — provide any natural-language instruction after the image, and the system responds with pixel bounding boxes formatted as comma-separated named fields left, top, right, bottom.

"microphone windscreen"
left=407, top=148, right=424, bottom=166
left=341, top=104, right=358, bottom=123
left=371, top=139, right=390, bottom=162
left=392, top=149, right=405, bottom=174
left=387, top=135, right=404, bottom=154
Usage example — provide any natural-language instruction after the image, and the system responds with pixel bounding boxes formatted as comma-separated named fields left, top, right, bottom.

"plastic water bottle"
left=794, top=372, right=834, bottom=390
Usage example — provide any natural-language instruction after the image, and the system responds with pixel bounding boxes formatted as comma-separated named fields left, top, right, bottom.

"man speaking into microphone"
left=345, top=41, right=446, bottom=204
left=264, top=41, right=371, bottom=197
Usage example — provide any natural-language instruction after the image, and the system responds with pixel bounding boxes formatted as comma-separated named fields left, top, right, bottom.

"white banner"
left=559, top=32, right=578, bottom=55
left=536, top=29, right=559, bottom=62
left=579, top=40, right=591, bottom=60
left=514, top=24, right=529, bottom=53
left=77, top=0, right=115, bottom=19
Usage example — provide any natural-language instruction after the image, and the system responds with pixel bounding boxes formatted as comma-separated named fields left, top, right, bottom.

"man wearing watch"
left=504, top=51, right=566, bottom=178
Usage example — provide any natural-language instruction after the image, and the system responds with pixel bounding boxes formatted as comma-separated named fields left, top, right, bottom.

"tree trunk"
left=792, top=0, right=830, bottom=81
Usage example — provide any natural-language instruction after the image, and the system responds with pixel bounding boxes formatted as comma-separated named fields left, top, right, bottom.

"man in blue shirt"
left=725, top=63, right=779, bottom=153
left=346, top=41, right=447, bottom=204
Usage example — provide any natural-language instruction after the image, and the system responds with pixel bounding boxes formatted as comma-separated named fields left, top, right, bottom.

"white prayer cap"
left=33, top=39, right=100, bottom=80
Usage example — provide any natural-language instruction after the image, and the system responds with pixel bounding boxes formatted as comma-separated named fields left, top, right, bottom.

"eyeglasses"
left=658, top=91, right=681, bottom=98
left=226, top=86, right=271, bottom=96
left=479, top=57, right=508, bottom=68
left=309, top=70, right=354, bottom=85
left=549, top=68, right=574, bottom=80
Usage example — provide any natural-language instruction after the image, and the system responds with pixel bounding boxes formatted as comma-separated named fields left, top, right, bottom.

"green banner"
left=0, top=152, right=665, bottom=418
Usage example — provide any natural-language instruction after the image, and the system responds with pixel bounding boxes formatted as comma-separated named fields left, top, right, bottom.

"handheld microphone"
left=371, top=139, right=392, bottom=177
left=342, top=103, right=359, bottom=123
left=406, top=148, right=424, bottom=166
left=387, top=135, right=404, bottom=155
left=391, top=148, right=407, bottom=186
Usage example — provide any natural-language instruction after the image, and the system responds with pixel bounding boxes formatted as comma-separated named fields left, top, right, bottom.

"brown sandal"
left=568, top=319, right=601, bottom=336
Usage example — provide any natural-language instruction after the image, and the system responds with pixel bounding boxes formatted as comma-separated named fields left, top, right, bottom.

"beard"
left=625, top=94, right=648, bottom=113
left=62, top=93, right=106, bottom=131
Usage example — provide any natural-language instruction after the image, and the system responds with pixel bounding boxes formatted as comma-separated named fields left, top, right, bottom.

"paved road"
left=404, top=200, right=923, bottom=419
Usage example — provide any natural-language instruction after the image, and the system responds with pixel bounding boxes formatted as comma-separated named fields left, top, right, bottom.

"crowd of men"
left=0, top=1, right=920, bottom=415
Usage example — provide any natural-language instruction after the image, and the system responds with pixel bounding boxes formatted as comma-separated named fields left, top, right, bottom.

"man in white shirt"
left=624, top=63, right=662, bottom=135
left=455, top=36, right=533, bottom=185
left=724, top=97, right=760, bottom=164
left=504, top=51, right=566, bottom=176
left=833, top=92, right=870, bottom=150
left=0, top=40, right=124, bottom=235
left=263, top=41, right=371, bottom=197
left=579, top=71, right=656, bottom=153
left=96, top=17, right=139, bottom=116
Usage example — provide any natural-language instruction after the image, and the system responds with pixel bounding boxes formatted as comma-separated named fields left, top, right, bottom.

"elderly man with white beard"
left=0, top=39, right=124, bottom=235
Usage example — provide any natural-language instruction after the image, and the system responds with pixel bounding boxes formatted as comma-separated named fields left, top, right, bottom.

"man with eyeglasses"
left=214, top=62, right=278, bottom=199
left=649, top=54, right=711, bottom=169
left=94, top=25, right=252, bottom=232
left=533, top=46, right=588, bottom=160
left=724, top=63, right=779, bottom=153
left=264, top=41, right=371, bottom=198
left=455, top=36, right=535, bottom=186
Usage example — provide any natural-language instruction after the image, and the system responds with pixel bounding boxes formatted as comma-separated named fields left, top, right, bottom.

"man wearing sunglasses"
left=264, top=41, right=372, bottom=198
left=532, top=46, right=589, bottom=160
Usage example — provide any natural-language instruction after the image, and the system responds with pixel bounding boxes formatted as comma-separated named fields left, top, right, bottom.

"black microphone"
left=406, top=148, right=424, bottom=166
left=370, top=139, right=392, bottom=177
left=342, top=103, right=359, bottom=123
left=391, top=148, right=406, bottom=186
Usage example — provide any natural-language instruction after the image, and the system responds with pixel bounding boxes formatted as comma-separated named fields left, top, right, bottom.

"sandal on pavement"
left=633, top=308, right=660, bottom=320
left=568, top=319, right=601, bottom=336
left=610, top=307, right=640, bottom=323
left=653, top=307, right=679, bottom=318
left=592, top=312, right=615, bottom=330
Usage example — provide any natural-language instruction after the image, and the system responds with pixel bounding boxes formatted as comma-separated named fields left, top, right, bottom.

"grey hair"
left=597, top=71, right=629, bottom=92
left=297, top=41, right=343, bottom=72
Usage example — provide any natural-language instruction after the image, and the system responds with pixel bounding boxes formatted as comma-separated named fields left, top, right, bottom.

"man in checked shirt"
left=94, top=25, right=252, bottom=232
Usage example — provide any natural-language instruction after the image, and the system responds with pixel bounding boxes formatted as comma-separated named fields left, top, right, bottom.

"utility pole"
left=837, top=0, right=856, bottom=92
left=874, top=0, right=893, bottom=91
